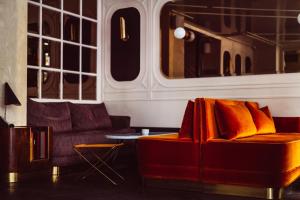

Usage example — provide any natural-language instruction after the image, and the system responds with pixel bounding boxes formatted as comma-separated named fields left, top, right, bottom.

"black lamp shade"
left=4, top=82, right=21, bottom=106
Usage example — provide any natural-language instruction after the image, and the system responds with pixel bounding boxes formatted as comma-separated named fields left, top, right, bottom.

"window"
left=27, top=0, right=98, bottom=100
left=245, top=57, right=252, bottom=74
left=223, top=51, right=231, bottom=76
left=110, top=7, right=140, bottom=82
left=235, top=54, right=242, bottom=75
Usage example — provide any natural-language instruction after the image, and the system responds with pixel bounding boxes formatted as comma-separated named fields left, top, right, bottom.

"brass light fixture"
left=120, top=17, right=129, bottom=41
left=174, top=27, right=195, bottom=42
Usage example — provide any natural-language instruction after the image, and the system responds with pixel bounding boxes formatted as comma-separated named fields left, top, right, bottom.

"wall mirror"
left=161, top=0, right=300, bottom=79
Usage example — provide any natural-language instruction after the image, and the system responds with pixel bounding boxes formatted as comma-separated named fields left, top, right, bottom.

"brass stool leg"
left=8, top=172, right=18, bottom=183
left=52, top=166, right=60, bottom=183
left=74, top=147, right=119, bottom=185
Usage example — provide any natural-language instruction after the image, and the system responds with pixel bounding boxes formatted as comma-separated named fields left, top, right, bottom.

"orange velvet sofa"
left=137, top=98, right=300, bottom=189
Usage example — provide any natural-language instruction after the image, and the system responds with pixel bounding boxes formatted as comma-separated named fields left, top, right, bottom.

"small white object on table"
left=105, top=132, right=172, bottom=140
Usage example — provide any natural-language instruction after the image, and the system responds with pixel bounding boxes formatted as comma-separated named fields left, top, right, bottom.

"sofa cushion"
left=69, top=103, right=112, bottom=131
left=246, top=103, right=276, bottom=134
left=27, top=99, right=72, bottom=133
left=215, top=100, right=257, bottom=139
left=179, top=100, right=194, bottom=139
left=202, top=133, right=300, bottom=187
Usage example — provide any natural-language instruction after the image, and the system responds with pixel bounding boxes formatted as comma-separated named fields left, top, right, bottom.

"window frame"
left=27, top=0, right=99, bottom=101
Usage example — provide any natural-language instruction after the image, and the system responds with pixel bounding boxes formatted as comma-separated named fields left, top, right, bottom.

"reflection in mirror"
left=161, top=0, right=300, bottom=79
left=82, top=19, right=97, bottom=46
left=42, top=71, right=60, bottom=99
left=64, top=0, right=79, bottom=14
left=63, top=73, right=79, bottom=99
left=42, top=39, right=60, bottom=68
left=64, top=14, right=80, bottom=43
left=27, top=36, right=39, bottom=66
left=82, top=75, right=96, bottom=100
left=43, top=0, right=61, bottom=9
left=63, top=43, right=79, bottom=71
left=82, top=0, right=97, bottom=19
left=42, top=8, right=61, bottom=39
left=27, top=69, right=39, bottom=98
left=82, top=47, right=97, bottom=73
left=28, top=3, right=39, bottom=34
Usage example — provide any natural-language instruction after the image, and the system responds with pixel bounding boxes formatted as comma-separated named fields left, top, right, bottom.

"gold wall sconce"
left=120, top=17, right=129, bottom=42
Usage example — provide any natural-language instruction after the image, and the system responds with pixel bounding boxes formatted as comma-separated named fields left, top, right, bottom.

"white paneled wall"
left=102, top=0, right=300, bottom=127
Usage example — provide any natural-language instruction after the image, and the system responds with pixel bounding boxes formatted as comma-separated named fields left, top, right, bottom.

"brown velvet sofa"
left=137, top=98, right=300, bottom=193
left=27, top=99, right=134, bottom=167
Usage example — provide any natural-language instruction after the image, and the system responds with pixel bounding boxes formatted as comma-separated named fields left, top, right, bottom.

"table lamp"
left=4, top=82, right=21, bottom=125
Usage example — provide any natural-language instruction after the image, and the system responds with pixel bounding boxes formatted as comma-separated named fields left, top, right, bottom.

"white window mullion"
left=27, top=0, right=98, bottom=102
left=60, top=0, right=64, bottom=99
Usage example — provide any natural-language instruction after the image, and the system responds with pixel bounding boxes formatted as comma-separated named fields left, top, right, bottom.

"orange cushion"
left=215, top=101, right=257, bottom=139
left=246, top=103, right=276, bottom=134
left=179, top=100, right=194, bottom=139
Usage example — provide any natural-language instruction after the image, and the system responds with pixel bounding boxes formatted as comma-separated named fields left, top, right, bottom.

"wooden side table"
left=0, top=126, right=52, bottom=183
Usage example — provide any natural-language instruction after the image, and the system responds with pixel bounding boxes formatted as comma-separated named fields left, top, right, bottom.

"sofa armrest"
left=137, top=134, right=200, bottom=181
left=109, top=115, right=130, bottom=129
left=273, top=117, right=300, bottom=133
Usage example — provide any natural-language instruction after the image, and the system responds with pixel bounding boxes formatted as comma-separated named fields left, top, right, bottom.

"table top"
left=105, top=132, right=173, bottom=140
left=74, top=143, right=124, bottom=149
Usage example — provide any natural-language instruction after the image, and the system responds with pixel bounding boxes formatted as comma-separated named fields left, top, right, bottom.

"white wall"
left=0, top=0, right=27, bottom=126
left=101, top=0, right=300, bottom=128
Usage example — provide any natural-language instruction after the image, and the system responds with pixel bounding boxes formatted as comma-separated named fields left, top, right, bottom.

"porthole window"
left=245, top=56, right=252, bottom=73
left=110, top=7, right=140, bottom=82
left=235, top=54, right=242, bottom=75
left=223, top=51, right=231, bottom=76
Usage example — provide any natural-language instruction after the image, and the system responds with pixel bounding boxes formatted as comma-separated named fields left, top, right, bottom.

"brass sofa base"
left=144, top=179, right=284, bottom=199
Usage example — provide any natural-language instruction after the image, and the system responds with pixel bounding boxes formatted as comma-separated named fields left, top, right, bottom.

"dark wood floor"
left=1, top=166, right=300, bottom=200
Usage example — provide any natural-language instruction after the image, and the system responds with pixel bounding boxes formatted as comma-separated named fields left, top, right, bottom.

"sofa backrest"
left=194, top=98, right=259, bottom=142
left=68, top=102, right=112, bottom=131
left=28, top=99, right=112, bottom=132
left=27, top=99, right=72, bottom=133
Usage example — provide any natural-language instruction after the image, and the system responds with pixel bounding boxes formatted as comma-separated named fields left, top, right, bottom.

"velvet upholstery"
left=137, top=97, right=300, bottom=189
left=215, top=101, right=257, bottom=139
left=202, top=134, right=300, bottom=187
left=27, top=99, right=133, bottom=167
left=179, top=100, right=194, bottom=139
left=69, top=102, right=112, bottom=131
left=246, top=103, right=276, bottom=134
left=137, top=133, right=200, bottom=181
left=28, top=99, right=72, bottom=133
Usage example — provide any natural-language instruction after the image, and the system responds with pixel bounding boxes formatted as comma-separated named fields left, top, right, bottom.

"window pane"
left=63, top=43, right=79, bottom=71
left=64, top=14, right=80, bottom=43
left=82, top=19, right=97, bottom=46
left=41, top=70, right=60, bottom=99
left=42, top=8, right=61, bottom=39
left=27, top=68, right=39, bottom=98
left=64, top=0, right=79, bottom=14
left=111, top=8, right=140, bottom=81
left=82, top=0, right=97, bottom=19
left=82, top=75, right=96, bottom=100
left=28, top=4, right=39, bottom=34
left=42, top=39, right=60, bottom=68
left=43, top=0, right=61, bottom=9
left=63, top=73, right=79, bottom=99
left=28, top=36, right=39, bottom=66
left=82, top=47, right=96, bottom=73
